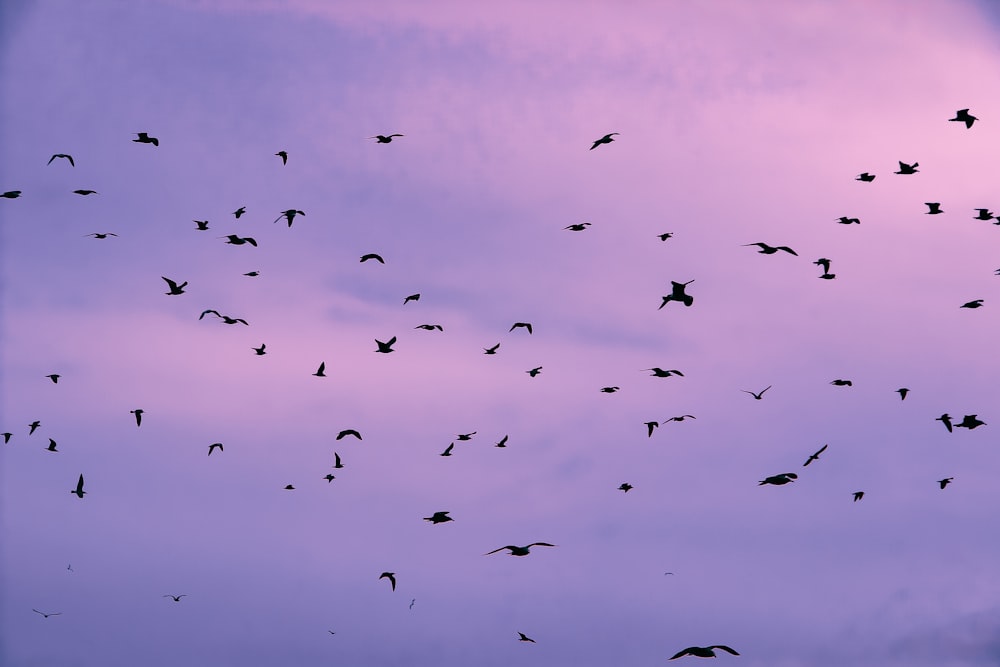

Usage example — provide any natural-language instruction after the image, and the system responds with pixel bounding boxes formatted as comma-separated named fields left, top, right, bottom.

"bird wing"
left=527, top=542, right=555, bottom=548
left=669, top=648, right=696, bottom=660
left=711, top=646, right=740, bottom=655
left=76, top=475, right=84, bottom=492
left=485, top=546, right=514, bottom=555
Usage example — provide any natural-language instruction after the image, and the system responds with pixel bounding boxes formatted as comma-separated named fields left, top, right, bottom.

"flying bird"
left=130, top=409, right=144, bottom=427
left=70, top=474, right=86, bottom=498
left=936, top=413, right=953, bottom=432
left=955, top=415, right=986, bottom=430
left=618, top=482, right=633, bottom=493
left=85, top=232, right=118, bottom=239
left=133, top=132, right=159, bottom=146
left=208, top=443, right=223, bottom=456
left=2, top=433, right=11, bottom=444
left=233, top=206, right=246, bottom=219
left=336, top=429, right=362, bottom=441
left=896, top=388, right=909, bottom=400
left=486, top=543, right=556, bottom=556
left=440, top=442, right=454, bottom=456
left=938, top=477, right=954, bottom=489
left=274, top=209, right=304, bottom=227
left=509, top=322, right=533, bottom=334
left=759, top=472, right=797, bottom=486
left=565, top=222, right=591, bottom=231
left=333, top=452, right=343, bottom=468
left=853, top=491, right=865, bottom=502
left=659, top=280, right=694, bottom=308
left=894, top=161, right=919, bottom=174
left=456, top=432, right=476, bottom=441
left=45, top=438, right=58, bottom=452
left=243, top=271, right=260, bottom=277
left=284, top=484, right=295, bottom=490
left=657, top=232, right=674, bottom=241
left=669, top=645, right=740, bottom=660
left=313, top=362, right=327, bottom=377
left=600, top=386, right=620, bottom=393
left=830, top=379, right=853, bottom=387
left=925, top=202, right=943, bottom=215
left=423, top=511, right=454, bottom=524
left=45, top=374, right=60, bottom=383
left=375, top=336, right=396, bottom=353
left=193, top=220, right=209, bottom=230
left=483, top=343, right=500, bottom=355
left=162, top=277, right=187, bottom=295
left=360, top=253, right=385, bottom=264
left=323, top=473, right=336, bottom=482
left=803, top=444, right=828, bottom=466
left=251, top=344, right=266, bottom=355
left=221, top=235, right=258, bottom=246
left=379, top=572, right=397, bottom=590
left=517, top=632, right=536, bottom=643
left=2, top=191, right=22, bottom=198
left=742, top=385, right=771, bottom=400
left=370, top=134, right=403, bottom=143
left=495, top=435, right=509, bottom=448
left=162, top=595, right=187, bottom=602
left=645, top=368, right=683, bottom=378
left=856, top=172, right=876, bottom=182
left=47, top=153, right=75, bottom=166
left=974, top=208, right=995, bottom=220
left=744, top=242, right=797, bottom=256
left=590, top=132, right=619, bottom=150
left=835, top=216, right=860, bottom=225
left=526, top=366, right=543, bottom=377
left=414, top=324, right=443, bottom=331
left=644, top=421, right=659, bottom=437
left=73, top=189, right=98, bottom=195
left=960, top=299, right=984, bottom=309
left=403, top=293, right=421, bottom=304
left=949, top=108, right=978, bottom=128
left=275, top=150, right=288, bottom=164
left=33, top=609, right=62, bottom=618
left=29, top=420, right=40, bottom=435
left=664, top=415, right=696, bottom=423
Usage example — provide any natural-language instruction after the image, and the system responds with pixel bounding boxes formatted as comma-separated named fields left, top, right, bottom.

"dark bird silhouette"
left=664, top=415, right=696, bottom=423
left=484, top=343, right=501, bottom=355
left=646, top=368, right=683, bottom=378
left=370, top=134, right=403, bottom=143
left=526, top=366, right=543, bottom=377
left=162, top=595, right=187, bottom=602
left=974, top=208, right=996, bottom=220
left=323, top=473, right=336, bottom=482
left=895, top=161, right=919, bottom=174
left=896, top=388, right=909, bottom=400
left=208, top=442, right=223, bottom=456
left=424, top=511, right=453, bottom=524
left=938, top=477, right=954, bottom=489
left=73, top=189, right=98, bottom=196
left=742, top=385, right=771, bottom=400
left=29, top=420, right=41, bottom=435
left=936, top=413, right=953, bottom=432
left=33, top=609, right=62, bottom=618
left=856, top=172, right=876, bottom=182
left=517, top=632, right=536, bottom=643
left=644, top=421, right=659, bottom=437
left=830, top=379, right=853, bottom=387
left=130, top=409, right=144, bottom=427
left=375, top=336, right=396, bottom=353
left=486, top=543, right=556, bottom=556
left=333, top=452, right=344, bottom=468
left=759, top=472, right=797, bottom=486
left=199, top=310, right=249, bottom=325
left=46, top=438, right=58, bottom=452
left=590, top=132, right=619, bottom=150
left=415, top=324, right=443, bottom=331
left=456, top=432, right=476, bottom=441
left=949, top=108, right=977, bottom=128
left=440, top=442, right=454, bottom=456
left=252, top=344, right=266, bottom=355
left=379, top=572, right=396, bottom=590
left=86, top=232, right=118, bottom=239
left=336, top=429, right=361, bottom=441
left=221, top=234, right=258, bottom=247
left=133, top=132, right=159, bottom=146
left=403, top=293, right=420, bottom=304
left=275, top=150, right=288, bottom=164
left=657, top=232, right=674, bottom=241
left=659, top=280, right=694, bottom=308
left=669, top=645, right=740, bottom=660
left=2, top=433, right=11, bottom=444
left=853, top=491, right=865, bottom=502
left=360, top=253, right=385, bottom=264
left=744, top=242, right=797, bottom=256
left=46, top=374, right=60, bottom=383
left=509, top=322, right=533, bottom=334
left=284, top=484, right=295, bottom=490
left=243, top=271, right=260, bottom=277
left=925, top=202, right=943, bottom=215
left=960, top=299, right=984, bottom=309
left=814, top=258, right=832, bottom=274
left=194, top=219, right=210, bottom=230
left=162, top=277, right=187, bottom=295
left=2, top=191, right=22, bottom=198
left=48, top=154, right=75, bottom=166
left=233, top=206, right=246, bottom=219
left=618, top=482, right=633, bottom=492
left=836, top=216, right=860, bottom=225
left=803, top=444, right=828, bottom=466
left=565, top=222, right=591, bottom=231
left=600, top=386, right=620, bottom=393
left=71, top=474, right=86, bottom=498
left=955, top=414, right=986, bottom=430
left=495, top=435, right=509, bottom=448
left=313, top=362, right=327, bottom=377
left=274, top=209, right=304, bottom=227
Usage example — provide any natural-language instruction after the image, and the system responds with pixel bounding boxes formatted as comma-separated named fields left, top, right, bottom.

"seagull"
left=938, top=477, right=954, bottom=489
left=409, top=599, right=415, bottom=609
left=657, top=232, right=674, bottom=241
left=803, top=444, right=828, bottom=466
left=495, top=435, right=509, bottom=448
left=274, top=209, right=304, bottom=227
left=162, top=277, right=187, bottom=295
left=925, top=202, right=943, bottom=215
left=333, top=452, right=343, bottom=468
left=2, top=433, right=11, bottom=444
left=323, top=473, right=336, bottom=482
left=162, top=595, right=187, bottom=602
left=960, top=299, right=984, bottom=309
left=85, top=232, right=118, bottom=239
left=370, top=134, right=403, bottom=143
left=483, top=343, right=500, bottom=354
left=664, top=415, right=695, bottom=423
left=955, top=414, right=986, bottom=430
left=744, top=242, right=797, bottom=256
left=853, top=491, right=864, bottom=502
left=215, top=313, right=249, bottom=325
left=403, top=293, right=421, bottom=304
left=936, top=413, right=953, bottom=432
left=856, top=172, right=876, bottom=182
left=669, top=645, right=740, bottom=660
left=243, top=271, right=260, bottom=277
left=742, top=385, right=771, bottom=400
left=45, top=374, right=60, bottom=383
left=894, top=161, right=919, bottom=174
left=517, top=632, right=536, bottom=643
left=336, top=429, right=361, bottom=441
left=133, top=132, right=159, bottom=146
left=275, top=150, right=287, bottom=165
left=645, top=368, right=683, bottom=377
left=565, top=222, right=591, bottom=231
left=423, top=511, right=454, bottom=524
left=375, top=336, right=396, bottom=353
left=46, top=438, right=58, bottom=452
left=590, top=132, right=619, bottom=150
left=440, top=442, right=454, bottom=456
left=313, top=362, right=327, bottom=377
left=509, top=322, right=533, bottom=334
left=830, top=379, right=853, bottom=387
left=29, top=420, right=41, bottom=435
left=759, top=472, right=797, bottom=486
left=949, top=108, right=978, bottom=128
left=659, top=280, right=694, bottom=308
left=835, top=216, right=860, bottom=225
left=233, top=206, right=246, bottom=219
left=47, top=153, right=75, bottom=167
left=33, top=609, right=62, bottom=618
left=644, top=421, right=659, bottom=437
left=251, top=344, right=266, bottom=355
left=360, top=253, right=385, bottom=264
left=73, top=189, right=98, bottom=195
left=221, top=235, right=258, bottom=246
left=130, top=409, right=144, bottom=427
left=415, top=324, right=443, bottom=331
left=974, top=208, right=995, bottom=220
left=600, top=386, right=620, bottom=393
left=70, top=474, right=86, bottom=498
left=456, top=432, right=476, bottom=441
left=618, top=482, right=633, bottom=492
left=896, top=388, right=909, bottom=400
left=486, top=543, right=556, bottom=556
left=193, top=220, right=210, bottom=230
left=379, top=572, right=397, bottom=590
left=526, top=366, right=543, bottom=377
left=2, top=191, right=22, bottom=198
left=284, top=484, right=295, bottom=490
left=207, top=443, right=223, bottom=456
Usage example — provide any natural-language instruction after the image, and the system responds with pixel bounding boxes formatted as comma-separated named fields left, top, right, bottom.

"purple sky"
left=2, top=1, right=1000, bottom=665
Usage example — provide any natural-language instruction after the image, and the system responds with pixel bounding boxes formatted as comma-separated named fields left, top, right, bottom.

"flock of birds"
left=4, top=108, right=993, bottom=662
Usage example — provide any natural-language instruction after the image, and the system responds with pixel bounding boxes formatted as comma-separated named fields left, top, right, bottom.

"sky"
left=2, top=0, right=1000, bottom=665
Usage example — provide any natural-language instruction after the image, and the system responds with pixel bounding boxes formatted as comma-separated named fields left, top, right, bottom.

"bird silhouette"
left=938, top=477, right=954, bottom=489
left=759, top=472, right=797, bottom=486
left=925, top=202, right=943, bottom=215
left=403, top=293, right=421, bottom=304
left=659, top=280, right=694, bottom=308
left=208, top=443, right=223, bottom=456
left=486, top=543, right=556, bottom=556
left=960, top=299, right=984, bottom=309
left=233, top=206, right=246, bottom=219
left=517, top=632, right=536, bottom=643
left=284, top=484, right=295, bottom=490
left=379, top=572, right=397, bottom=590
left=830, top=379, right=853, bottom=387
left=45, top=374, right=60, bottom=383
left=936, top=414, right=953, bottom=432
left=47, top=154, right=75, bottom=166
left=856, top=172, right=876, bottom=182
left=742, top=386, right=771, bottom=400
left=423, top=511, right=453, bottom=524
left=70, top=474, right=86, bottom=498
left=130, top=409, right=144, bottom=427
left=853, top=491, right=865, bottom=502
left=323, top=473, right=336, bottom=482
left=162, top=595, right=187, bottom=602
left=199, top=310, right=249, bottom=325
left=274, top=209, right=304, bottom=227
left=974, top=208, right=995, bottom=220
left=526, top=366, right=543, bottom=377
left=194, top=220, right=210, bottom=230
left=2, top=433, right=11, bottom=444
left=895, top=161, right=919, bottom=174
left=744, top=242, right=797, bottom=256
left=375, top=336, right=396, bottom=353
left=2, top=191, right=21, bottom=198
left=618, top=482, right=633, bottom=492
left=664, top=415, right=696, bottom=423
left=313, top=362, right=327, bottom=377
left=495, top=435, right=509, bottom=448
left=836, top=216, right=860, bottom=225
left=657, top=232, right=674, bottom=241
left=509, top=322, right=533, bottom=334
left=955, top=415, right=986, bottom=430
left=45, top=438, right=58, bottom=452
left=415, top=324, right=443, bottom=331
left=600, top=386, right=620, bottom=393
left=275, top=150, right=288, bottom=164
left=483, top=343, right=500, bottom=355
left=221, top=235, right=258, bottom=246
left=949, top=108, right=977, bottom=128
left=162, top=277, right=187, bottom=295
left=646, top=368, right=683, bottom=378
left=644, top=421, right=659, bottom=437
left=896, top=388, right=909, bottom=400
left=456, top=432, right=476, bottom=441
left=669, top=645, right=740, bottom=660
left=73, top=189, right=98, bottom=196
left=336, top=429, right=362, bottom=441
left=86, top=232, right=118, bottom=239
left=803, top=444, right=828, bottom=466
left=360, top=253, right=385, bottom=264
left=440, top=442, right=454, bottom=456
left=251, top=344, right=266, bottom=355
left=370, top=134, right=403, bottom=143
left=33, top=609, right=62, bottom=618
left=565, top=222, right=591, bottom=231
left=333, top=452, right=344, bottom=468
left=243, top=271, right=260, bottom=277
left=133, top=132, right=159, bottom=146
left=29, top=420, right=40, bottom=435
left=590, top=132, right=619, bottom=150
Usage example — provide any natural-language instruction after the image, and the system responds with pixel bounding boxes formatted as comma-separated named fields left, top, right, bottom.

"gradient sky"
left=2, top=1, right=1000, bottom=665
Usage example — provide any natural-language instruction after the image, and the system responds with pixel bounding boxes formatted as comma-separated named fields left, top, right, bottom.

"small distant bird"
left=375, top=336, right=396, bottom=353
left=664, top=415, right=695, bottom=423
left=86, top=232, right=118, bottom=239
left=208, top=443, right=223, bottom=456
left=46, top=438, right=58, bottom=452
left=759, top=472, right=797, bottom=486
left=456, top=432, right=476, bottom=441
left=644, top=421, right=659, bottom=437
left=936, top=413, right=953, bottom=432
left=657, top=232, right=674, bottom=241
left=618, top=482, right=633, bottom=493
left=29, top=421, right=41, bottom=435
left=233, top=206, right=246, bottom=219
left=565, top=222, right=591, bottom=231
left=526, top=366, right=543, bottom=377
left=853, top=491, right=864, bottom=502
left=275, top=150, right=288, bottom=165
left=895, top=161, right=919, bottom=174
left=483, top=343, right=501, bottom=354
left=669, top=645, right=740, bottom=660
left=803, top=443, right=828, bottom=467
left=590, top=132, right=619, bottom=150
left=193, top=220, right=210, bottom=230
left=252, top=344, right=266, bottom=355
left=495, top=435, right=509, bottom=448
left=284, top=484, right=295, bottom=490
left=313, top=362, right=327, bottom=377
left=896, top=388, right=909, bottom=400
left=423, top=511, right=453, bottom=524
left=45, top=374, right=60, bottom=383
left=379, top=572, right=396, bottom=590
left=47, top=154, right=75, bottom=166
left=2, top=433, right=11, bottom=444
left=949, top=108, right=977, bottom=129
left=274, top=209, right=304, bottom=227
left=243, top=271, right=260, bottom=277
left=162, top=277, right=187, bottom=295
left=645, top=368, right=683, bottom=378
left=960, top=299, right=984, bottom=309
left=370, top=134, right=403, bottom=143
left=742, top=385, right=772, bottom=400
left=415, top=324, right=443, bottom=331
left=130, top=409, right=144, bottom=427
left=403, top=293, right=420, bottom=304
left=600, top=386, right=620, bottom=393
left=333, top=452, right=344, bottom=468
left=830, top=379, right=853, bottom=387
left=744, top=242, right=797, bottom=256
left=323, top=474, right=335, bottom=482
left=509, top=322, right=533, bottom=334
left=162, top=595, right=187, bottom=602
left=517, top=632, right=536, bottom=643
left=836, top=216, right=860, bottom=225
left=925, top=202, right=943, bottom=215
left=938, top=477, right=954, bottom=489
left=360, top=253, right=385, bottom=264
left=70, top=474, right=86, bottom=498
left=856, top=172, right=876, bottom=182
left=199, top=310, right=249, bottom=325
left=2, top=191, right=22, bottom=198
left=33, top=609, right=62, bottom=618
left=486, top=543, right=556, bottom=556
left=440, top=442, right=454, bottom=456
left=659, top=280, right=694, bottom=308
left=409, top=599, right=415, bottom=609
left=974, top=208, right=995, bottom=220
left=133, top=132, right=159, bottom=146
left=67, top=564, right=73, bottom=572
left=73, top=189, right=98, bottom=196
left=336, top=429, right=362, bottom=441
left=955, top=415, right=986, bottom=430
left=221, top=235, right=258, bottom=246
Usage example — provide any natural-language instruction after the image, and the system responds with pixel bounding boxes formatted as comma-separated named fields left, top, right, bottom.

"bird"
left=283, top=484, right=295, bottom=490
left=414, top=324, right=443, bottom=331
left=313, top=362, right=327, bottom=377
left=526, top=366, right=543, bottom=377
left=836, top=216, right=861, bottom=225
left=47, top=153, right=75, bottom=166
left=2, top=191, right=22, bottom=198
left=659, top=280, right=694, bottom=308
left=333, top=452, right=344, bottom=468
left=360, top=253, right=385, bottom=264
left=896, top=388, right=909, bottom=400
left=644, top=421, right=659, bottom=437
left=274, top=209, right=304, bottom=227
left=29, top=421, right=40, bottom=435
left=45, top=374, right=60, bottom=383
left=803, top=444, right=828, bottom=466
left=409, top=599, right=415, bottom=609
left=949, top=108, right=978, bottom=128
left=509, top=322, right=533, bottom=334
left=379, top=572, right=396, bottom=590
left=456, top=432, right=476, bottom=441
left=232, top=206, right=246, bottom=219
left=645, top=368, right=683, bottom=377
left=133, top=132, right=159, bottom=146
left=936, top=413, right=954, bottom=432
left=618, top=483, right=633, bottom=493
left=243, top=271, right=260, bottom=277
left=925, top=202, right=943, bottom=215
left=162, top=595, right=187, bottom=602
left=275, top=150, right=288, bottom=165
left=32, top=609, right=62, bottom=618
left=744, top=242, right=797, bottom=255
left=759, top=472, right=797, bottom=486
left=853, top=491, right=865, bottom=502
left=960, top=299, right=984, bottom=309
left=483, top=343, right=500, bottom=354
left=336, top=429, right=361, bottom=441
left=657, top=232, right=674, bottom=241
left=830, top=379, right=853, bottom=387
left=600, top=386, right=620, bottom=393
left=70, top=474, right=86, bottom=498
left=423, top=511, right=453, bottom=524
left=85, top=232, right=118, bottom=239
left=193, top=220, right=210, bottom=230
left=486, top=543, right=556, bottom=556
left=67, top=564, right=73, bottom=572
left=440, top=442, right=454, bottom=456
left=856, top=172, right=876, bottom=182
left=370, top=134, right=403, bottom=143
left=974, top=208, right=995, bottom=220
left=517, top=632, right=536, bottom=643
left=375, top=336, right=396, bottom=353
left=251, top=344, right=266, bottom=355
left=664, top=415, right=696, bottom=423
left=814, top=257, right=835, bottom=279
left=46, top=438, right=58, bottom=452
left=73, top=189, right=98, bottom=195
left=565, top=222, right=591, bottom=231
left=199, top=310, right=248, bottom=325
left=162, top=277, right=187, bottom=295
left=590, top=132, right=619, bottom=150
left=2, top=433, right=11, bottom=444
left=403, top=293, right=421, bottom=304
left=323, top=474, right=336, bottom=482
left=895, top=161, right=919, bottom=174
left=938, top=477, right=954, bottom=489
left=669, top=645, right=740, bottom=660
left=742, top=385, right=771, bottom=400
left=955, top=415, right=986, bottom=430
left=495, top=435, right=509, bottom=448
left=208, top=443, right=223, bottom=456
left=221, top=234, right=258, bottom=246
left=130, top=409, right=144, bottom=427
